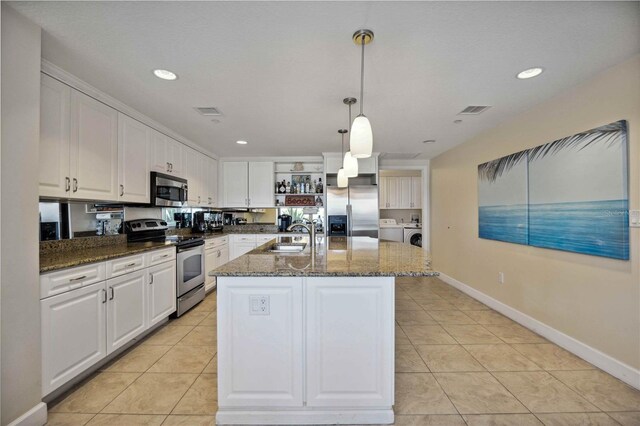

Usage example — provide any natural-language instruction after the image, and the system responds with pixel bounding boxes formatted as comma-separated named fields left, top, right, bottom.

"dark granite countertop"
left=210, top=236, right=438, bottom=277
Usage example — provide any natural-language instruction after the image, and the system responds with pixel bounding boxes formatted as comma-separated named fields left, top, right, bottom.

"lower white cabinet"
left=147, top=261, right=177, bottom=327
left=205, top=244, right=229, bottom=292
left=41, top=281, right=107, bottom=396
left=106, top=270, right=147, bottom=355
left=228, top=234, right=278, bottom=261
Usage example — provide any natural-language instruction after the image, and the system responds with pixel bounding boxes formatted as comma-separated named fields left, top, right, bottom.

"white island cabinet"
left=213, top=236, right=436, bottom=425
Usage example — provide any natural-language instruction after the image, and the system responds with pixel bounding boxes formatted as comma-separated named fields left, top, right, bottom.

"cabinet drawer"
left=205, top=235, right=228, bottom=249
left=231, top=234, right=256, bottom=243
left=106, top=253, right=146, bottom=278
left=40, top=263, right=106, bottom=300
left=256, top=234, right=277, bottom=243
left=145, top=247, right=176, bottom=267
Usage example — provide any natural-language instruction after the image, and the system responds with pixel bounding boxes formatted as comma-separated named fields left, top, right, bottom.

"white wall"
left=1, top=4, right=45, bottom=424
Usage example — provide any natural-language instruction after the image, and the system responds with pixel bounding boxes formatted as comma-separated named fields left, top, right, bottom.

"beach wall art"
left=478, top=120, right=629, bottom=260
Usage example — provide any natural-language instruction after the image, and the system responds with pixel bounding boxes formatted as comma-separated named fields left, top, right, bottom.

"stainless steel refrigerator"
left=326, top=185, right=379, bottom=238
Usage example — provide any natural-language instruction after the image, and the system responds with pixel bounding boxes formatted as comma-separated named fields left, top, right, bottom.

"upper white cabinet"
left=70, top=90, right=119, bottom=201
left=118, top=113, right=151, bottom=203
left=185, top=147, right=202, bottom=205
left=379, top=176, right=421, bottom=209
left=184, top=147, right=218, bottom=207
left=151, top=130, right=185, bottom=178
left=205, top=156, right=218, bottom=207
left=222, top=161, right=274, bottom=208
left=410, top=176, right=422, bottom=208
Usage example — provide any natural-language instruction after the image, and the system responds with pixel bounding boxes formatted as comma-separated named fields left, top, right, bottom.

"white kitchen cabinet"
left=151, top=130, right=185, bottom=177
left=305, top=277, right=394, bottom=407
left=379, top=176, right=421, bottom=209
left=399, top=177, right=413, bottom=209
left=186, top=147, right=202, bottom=205
left=118, top=113, right=151, bottom=203
left=378, top=175, right=388, bottom=209
left=229, top=234, right=257, bottom=260
left=106, top=270, right=147, bottom=355
left=41, top=281, right=107, bottom=396
left=167, top=138, right=185, bottom=177
left=203, top=156, right=218, bottom=207
left=411, top=176, right=422, bottom=208
left=147, top=261, right=176, bottom=327
left=70, top=89, right=119, bottom=201
left=217, top=277, right=304, bottom=407
left=205, top=242, right=229, bottom=292
left=39, top=74, right=71, bottom=198
left=222, top=161, right=274, bottom=207
left=357, top=156, right=378, bottom=174
left=40, top=262, right=106, bottom=300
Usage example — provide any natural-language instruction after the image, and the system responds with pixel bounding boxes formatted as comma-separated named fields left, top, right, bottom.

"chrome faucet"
left=287, top=222, right=317, bottom=247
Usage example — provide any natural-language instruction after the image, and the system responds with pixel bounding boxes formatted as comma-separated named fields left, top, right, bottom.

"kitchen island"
left=210, top=236, right=437, bottom=425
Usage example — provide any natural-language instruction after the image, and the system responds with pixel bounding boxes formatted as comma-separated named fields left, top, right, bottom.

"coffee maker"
left=278, top=214, right=292, bottom=232
left=173, top=212, right=191, bottom=229
left=193, top=211, right=224, bottom=233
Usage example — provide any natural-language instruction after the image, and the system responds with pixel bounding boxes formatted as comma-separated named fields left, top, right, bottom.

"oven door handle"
left=177, top=244, right=204, bottom=253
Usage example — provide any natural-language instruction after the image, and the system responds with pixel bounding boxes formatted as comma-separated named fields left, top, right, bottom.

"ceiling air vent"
left=458, top=105, right=491, bottom=115
left=379, top=152, right=421, bottom=160
left=194, top=107, right=222, bottom=116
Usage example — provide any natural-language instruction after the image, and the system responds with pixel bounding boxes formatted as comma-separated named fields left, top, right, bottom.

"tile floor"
left=46, top=277, right=640, bottom=426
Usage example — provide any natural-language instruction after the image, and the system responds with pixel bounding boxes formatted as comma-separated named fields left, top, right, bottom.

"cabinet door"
left=223, top=161, right=249, bottom=207
left=185, top=147, right=202, bottom=205
left=147, top=261, right=176, bottom=327
left=306, top=277, right=394, bottom=407
left=411, top=176, right=422, bottom=209
left=386, top=177, right=401, bottom=209
left=106, top=270, right=147, bottom=354
left=118, top=113, right=151, bottom=203
left=248, top=161, right=274, bottom=207
left=150, top=130, right=171, bottom=174
left=230, top=242, right=256, bottom=261
left=41, top=281, right=107, bottom=396
left=217, top=277, right=303, bottom=407
left=399, top=177, right=413, bottom=209
left=205, top=248, right=217, bottom=288
left=70, top=90, right=119, bottom=201
left=167, top=138, right=185, bottom=178
left=206, top=157, right=218, bottom=206
left=379, top=176, right=388, bottom=208
left=39, top=74, right=71, bottom=198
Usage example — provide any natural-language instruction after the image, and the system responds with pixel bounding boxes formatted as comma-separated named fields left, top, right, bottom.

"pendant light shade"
left=337, top=168, right=349, bottom=188
left=343, top=151, right=358, bottom=177
left=350, top=115, right=373, bottom=159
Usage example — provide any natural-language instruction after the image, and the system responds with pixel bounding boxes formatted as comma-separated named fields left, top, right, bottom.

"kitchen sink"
left=269, top=243, right=306, bottom=253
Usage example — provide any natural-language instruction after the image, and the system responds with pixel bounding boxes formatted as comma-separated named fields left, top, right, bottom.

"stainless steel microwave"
left=150, top=172, right=188, bottom=207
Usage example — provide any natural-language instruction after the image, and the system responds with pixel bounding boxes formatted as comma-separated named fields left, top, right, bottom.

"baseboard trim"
left=437, top=272, right=640, bottom=390
left=7, top=402, right=47, bottom=426
left=216, top=409, right=394, bottom=425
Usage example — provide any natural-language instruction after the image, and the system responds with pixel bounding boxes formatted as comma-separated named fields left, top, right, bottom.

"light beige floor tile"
left=148, top=345, right=215, bottom=374
left=396, top=325, right=412, bottom=345
left=550, top=370, right=640, bottom=411
left=511, top=344, right=593, bottom=370
left=102, top=373, right=197, bottom=414
left=104, top=345, right=172, bottom=373
left=453, top=300, right=491, bottom=311
left=396, top=310, right=438, bottom=326
left=395, top=373, right=457, bottom=415
left=428, top=310, right=477, bottom=325
left=415, top=299, right=457, bottom=311
left=198, top=312, right=217, bottom=327
left=463, top=414, right=543, bottom=426
left=396, top=344, right=430, bottom=373
left=161, top=415, right=216, bottom=426
left=86, top=414, right=166, bottom=425
left=179, top=326, right=217, bottom=346
left=416, top=345, right=484, bottom=372
left=464, top=310, right=514, bottom=326
left=535, top=412, right=620, bottom=426
left=202, top=354, right=217, bottom=375
left=485, top=324, right=546, bottom=344
left=463, top=344, right=541, bottom=371
left=172, top=374, right=218, bottom=415
left=493, top=371, right=598, bottom=413
left=191, top=297, right=216, bottom=313
left=607, top=411, right=640, bottom=426
left=396, top=290, right=414, bottom=300
left=169, top=310, right=209, bottom=327
left=434, top=372, right=528, bottom=414
left=442, top=325, right=502, bottom=344
left=142, top=326, right=194, bottom=346
left=396, top=299, right=424, bottom=311
left=392, top=414, right=466, bottom=425
left=402, top=325, right=457, bottom=345
left=46, top=413, right=95, bottom=426
left=50, top=372, right=140, bottom=413
left=403, top=289, right=444, bottom=300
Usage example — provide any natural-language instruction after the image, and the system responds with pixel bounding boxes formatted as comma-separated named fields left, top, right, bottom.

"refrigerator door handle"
left=346, top=204, right=353, bottom=237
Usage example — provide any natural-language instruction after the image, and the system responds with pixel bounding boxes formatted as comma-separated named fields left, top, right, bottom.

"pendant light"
left=350, top=29, right=374, bottom=159
left=343, top=97, right=359, bottom=178
left=337, top=129, right=349, bottom=188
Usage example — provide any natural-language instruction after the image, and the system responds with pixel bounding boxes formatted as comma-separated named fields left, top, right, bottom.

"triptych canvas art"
left=478, top=120, right=629, bottom=260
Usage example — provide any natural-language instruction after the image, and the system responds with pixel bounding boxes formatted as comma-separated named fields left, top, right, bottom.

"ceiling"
left=10, top=1, right=640, bottom=158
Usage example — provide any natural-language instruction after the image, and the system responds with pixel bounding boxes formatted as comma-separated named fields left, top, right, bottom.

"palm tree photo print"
left=478, top=120, right=629, bottom=260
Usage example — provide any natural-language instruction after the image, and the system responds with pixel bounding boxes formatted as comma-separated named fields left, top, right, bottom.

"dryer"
left=403, top=226, right=422, bottom=247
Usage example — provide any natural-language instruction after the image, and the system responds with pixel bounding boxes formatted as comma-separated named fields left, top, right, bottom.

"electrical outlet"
left=498, top=272, right=505, bottom=284
left=630, top=210, right=640, bottom=228
left=249, top=295, right=270, bottom=315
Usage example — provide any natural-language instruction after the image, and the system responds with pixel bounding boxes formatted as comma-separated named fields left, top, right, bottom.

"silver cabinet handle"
left=217, top=250, right=221, bottom=258
left=169, top=163, right=173, bottom=172
left=73, top=178, right=78, bottom=193
left=65, top=177, right=71, bottom=192
left=102, top=289, right=107, bottom=303
left=69, top=275, right=87, bottom=282
left=198, top=196, right=201, bottom=204
left=126, top=262, right=136, bottom=267
left=160, top=254, right=170, bottom=258
left=149, top=273, right=154, bottom=285
left=167, top=162, right=170, bottom=172
left=109, top=286, right=114, bottom=300
left=120, top=185, right=124, bottom=197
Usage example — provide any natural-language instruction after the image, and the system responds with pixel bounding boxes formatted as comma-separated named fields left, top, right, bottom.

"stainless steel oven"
left=151, top=172, right=188, bottom=207
left=175, top=239, right=205, bottom=316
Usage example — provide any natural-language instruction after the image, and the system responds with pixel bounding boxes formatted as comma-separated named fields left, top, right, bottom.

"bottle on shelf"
left=316, top=178, right=323, bottom=194
left=279, top=180, right=286, bottom=194
left=286, top=181, right=291, bottom=193
left=315, top=196, right=323, bottom=207
left=300, top=181, right=305, bottom=194
left=311, top=179, right=316, bottom=193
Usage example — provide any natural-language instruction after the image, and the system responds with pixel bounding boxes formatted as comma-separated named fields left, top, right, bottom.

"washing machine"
left=403, top=225, right=422, bottom=247
left=379, top=219, right=404, bottom=242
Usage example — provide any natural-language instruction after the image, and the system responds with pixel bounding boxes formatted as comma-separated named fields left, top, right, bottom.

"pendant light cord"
left=348, top=103, right=352, bottom=149
left=360, top=36, right=365, bottom=115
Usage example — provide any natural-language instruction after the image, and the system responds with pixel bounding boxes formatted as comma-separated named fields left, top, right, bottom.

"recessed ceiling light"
left=454, top=119, right=463, bottom=124
left=153, top=69, right=177, bottom=80
left=516, top=67, right=544, bottom=79
left=236, top=140, right=248, bottom=145
left=422, top=139, right=436, bottom=144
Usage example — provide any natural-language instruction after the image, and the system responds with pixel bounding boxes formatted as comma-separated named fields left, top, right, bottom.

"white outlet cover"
left=630, top=210, right=640, bottom=227
left=249, top=295, right=270, bottom=315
